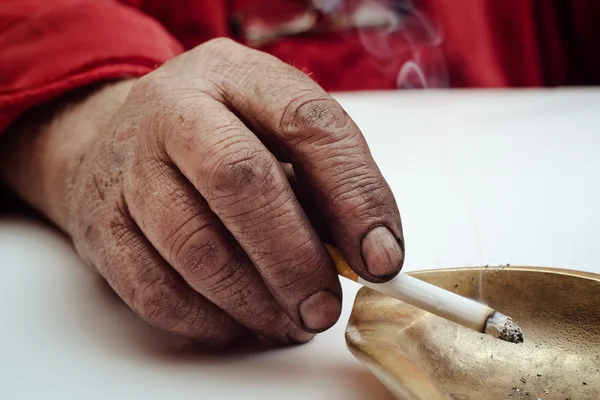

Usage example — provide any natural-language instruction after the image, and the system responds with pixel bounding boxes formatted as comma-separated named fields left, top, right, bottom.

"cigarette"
left=326, top=244, right=524, bottom=343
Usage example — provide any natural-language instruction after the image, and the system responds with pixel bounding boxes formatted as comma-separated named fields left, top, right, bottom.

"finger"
left=143, top=91, right=343, bottom=333
left=281, top=163, right=334, bottom=244
left=83, top=201, right=248, bottom=347
left=204, top=39, right=405, bottom=282
left=123, top=156, right=314, bottom=344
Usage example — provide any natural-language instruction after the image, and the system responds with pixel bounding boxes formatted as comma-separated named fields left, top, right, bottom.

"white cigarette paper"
left=358, top=274, right=495, bottom=333
left=325, top=244, right=523, bottom=342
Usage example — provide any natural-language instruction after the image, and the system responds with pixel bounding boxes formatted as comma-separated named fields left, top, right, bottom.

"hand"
left=1, top=39, right=404, bottom=346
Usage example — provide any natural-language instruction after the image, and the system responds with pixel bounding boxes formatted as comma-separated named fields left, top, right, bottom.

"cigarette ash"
left=499, top=318, right=524, bottom=344
left=486, top=312, right=524, bottom=344
left=482, top=263, right=511, bottom=273
left=507, top=386, right=529, bottom=397
left=506, top=374, right=582, bottom=399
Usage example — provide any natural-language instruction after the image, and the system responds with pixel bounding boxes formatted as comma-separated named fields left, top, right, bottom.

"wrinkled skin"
left=0, top=39, right=404, bottom=347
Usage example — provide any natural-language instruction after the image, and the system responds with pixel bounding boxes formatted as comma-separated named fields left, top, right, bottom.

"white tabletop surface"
left=2, top=89, right=600, bottom=399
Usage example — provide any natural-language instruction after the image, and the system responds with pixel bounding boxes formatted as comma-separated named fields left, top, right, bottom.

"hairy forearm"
left=0, top=80, right=136, bottom=232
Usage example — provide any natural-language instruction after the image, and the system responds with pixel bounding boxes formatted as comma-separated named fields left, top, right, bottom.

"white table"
left=2, top=89, right=599, bottom=399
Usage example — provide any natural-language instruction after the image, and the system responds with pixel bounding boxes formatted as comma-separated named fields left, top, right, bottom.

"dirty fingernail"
left=299, top=290, right=342, bottom=332
left=361, top=226, right=404, bottom=278
left=287, top=325, right=316, bottom=344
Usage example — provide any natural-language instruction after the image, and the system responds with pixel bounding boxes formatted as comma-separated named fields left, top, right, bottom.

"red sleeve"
left=0, top=0, right=184, bottom=133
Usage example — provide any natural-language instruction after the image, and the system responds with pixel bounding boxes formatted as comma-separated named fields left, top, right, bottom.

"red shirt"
left=1, top=0, right=600, bottom=133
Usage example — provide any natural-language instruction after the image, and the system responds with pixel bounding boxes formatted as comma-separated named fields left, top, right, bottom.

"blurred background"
left=224, top=0, right=600, bottom=91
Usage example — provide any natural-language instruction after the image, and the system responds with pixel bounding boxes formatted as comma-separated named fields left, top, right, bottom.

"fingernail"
left=287, top=325, right=316, bottom=344
left=361, top=226, right=404, bottom=277
left=299, top=290, right=342, bottom=332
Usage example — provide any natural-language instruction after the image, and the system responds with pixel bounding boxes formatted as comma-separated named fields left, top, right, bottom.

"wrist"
left=0, top=79, right=137, bottom=232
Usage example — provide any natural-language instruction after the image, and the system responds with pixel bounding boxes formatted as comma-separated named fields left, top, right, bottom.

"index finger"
left=205, top=39, right=405, bottom=282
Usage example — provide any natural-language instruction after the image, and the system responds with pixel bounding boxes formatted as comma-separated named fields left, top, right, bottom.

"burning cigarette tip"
left=485, top=312, right=524, bottom=344
left=498, top=318, right=524, bottom=344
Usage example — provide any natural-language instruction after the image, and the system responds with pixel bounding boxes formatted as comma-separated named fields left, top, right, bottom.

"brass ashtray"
left=346, top=267, right=600, bottom=399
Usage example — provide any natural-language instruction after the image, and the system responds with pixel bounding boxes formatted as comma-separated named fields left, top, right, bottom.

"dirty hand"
left=1, top=39, right=404, bottom=346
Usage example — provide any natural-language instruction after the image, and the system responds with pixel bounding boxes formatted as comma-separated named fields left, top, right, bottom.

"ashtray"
left=346, top=267, right=600, bottom=399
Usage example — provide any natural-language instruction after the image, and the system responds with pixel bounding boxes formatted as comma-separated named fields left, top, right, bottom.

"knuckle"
left=207, top=146, right=276, bottom=197
left=124, top=158, right=170, bottom=214
left=247, top=307, right=291, bottom=335
left=196, top=38, right=250, bottom=79
left=293, top=98, right=341, bottom=128
left=150, top=195, right=217, bottom=263
left=128, top=68, right=208, bottom=118
left=200, top=37, right=238, bottom=53
left=280, top=64, right=314, bottom=84
left=336, top=179, right=396, bottom=222
left=203, top=252, right=249, bottom=299
left=249, top=64, right=312, bottom=100
left=129, top=73, right=164, bottom=103
left=280, top=97, right=352, bottom=143
left=109, top=209, right=140, bottom=250
left=170, top=229, right=250, bottom=299
left=269, top=242, right=330, bottom=293
left=126, top=74, right=179, bottom=138
left=133, top=275, right=183, bottom=329
left=161, top=212, right=198, bottom=254
left=135, top=278, right=237, bottom=345
left=331, top=165, right=383, bottom=198
left=175, top=235, right=222, bottom=279
left=200, top=37, right=262, bottom=66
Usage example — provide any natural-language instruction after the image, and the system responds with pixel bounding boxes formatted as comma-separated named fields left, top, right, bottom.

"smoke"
left=397, top=61, right=427, bottom=89
left=312, top=0, right=448, bottom=89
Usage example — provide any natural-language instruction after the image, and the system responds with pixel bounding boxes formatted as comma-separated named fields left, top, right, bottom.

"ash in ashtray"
left=499, top=317, right=524, bottom=344
left=485, top=312, right=524, bottom=344
left=507, top=386, right=530, bottom=397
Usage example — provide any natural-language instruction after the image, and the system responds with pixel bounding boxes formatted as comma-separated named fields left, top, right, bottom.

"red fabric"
left=2, top=0, right=600, bottom=133
left=0, top=0, right=183, bottom=132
